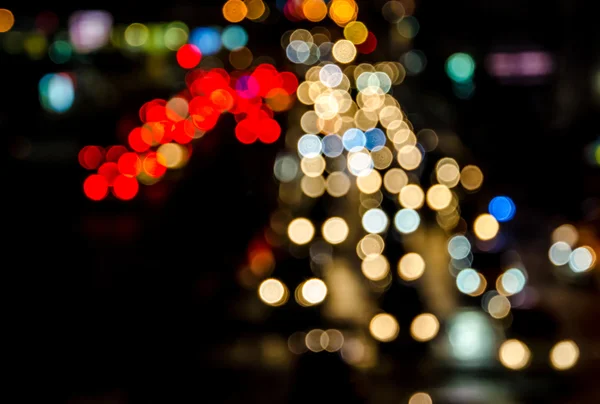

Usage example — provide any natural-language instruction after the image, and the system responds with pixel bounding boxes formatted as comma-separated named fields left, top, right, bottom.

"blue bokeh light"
left=488, top=196, right=516, bottom=222
left=298, top=134, right=322, bottom=158
left=364, top=128, right=386, bottom=151
left=342, top=128, right=366, bottom=152
left=39, top=73, right=75, bottom=113
left=322, top=134, right=344, bottom=157
left=189, top=27, right=222, bottom=55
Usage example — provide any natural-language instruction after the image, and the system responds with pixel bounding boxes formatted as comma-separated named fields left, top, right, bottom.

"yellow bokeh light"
left=371, top=147, right=393, bottom=170
left=398, top=145, right=422, bottom=170
left=354, top=109, right=379, bottom=131
left=436, top=158, right=461, bottom=188
left=343, top=21, right=368, bottom=44
left=245, top=0, right=266, bottom=20
left=24, top=33, right=47, bottom=60
left=156, top=143, right=187, bottom=169
left=223, top=0, right=248, bottom=23
left=165, top=96, right=189, bottom=122
left=387, top=120, right=414, bottom=145
left=322, top=217, right=350, bottom=244
left=551, top=224, right=579, bottom=248
left=329, top=0, right=358, bottom=26
left=426, top=184, right=452, bottom=211
left=301, top=155, right=326, bottom=177
left=369, top=313, right=399, bottom=342
left=301, top=278, right=328, bottom=305
left=398, top=252, right=425, bottom=281
left=410, top=313, right=440, bottom=342
left=474, top=213, right=500, bottom=241
left=550, top=340, right=579, bottom=370
left=125, top=23, right=149, bottom=47
left=487, top=295, right=511, bottom=319
left=290, top=28, right=314, bottom=44
left=303, top=0, right=328, bottom=22
left=379, top=105, right=403, bottom=128
left=287, top=218, right=315, bottom=245
left=399, top=184, right=425, bottom=209
left=499, top=339, right=531, bottom=370
left=301, top=175, right=326, bottom=198
left=258, top=278, right=288, bottom=306
left=322, top=329, right=344, bottom=352
left=0, top=9, right=15, bottom=32
left=460, top=165, right=483, bottom=191
left=332, top=39, right=357, bottom=64
left=383, top=168, right=408, bottom=194
left=305, top=329, right=325, bottom=352
left=326, top=171, right=351, bottom=197
left=408, top=392, right=433, bottom=404
left=356, top=170, right=382, bottom=194
left=361, top=254, right=390, bottom=281
left=357, top=234, right=385, bottom=259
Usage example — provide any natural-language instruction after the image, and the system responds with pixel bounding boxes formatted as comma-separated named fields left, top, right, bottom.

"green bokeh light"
left=49, top=40, right=72, bottom=64
left=446, top=52, right=475, bottom=83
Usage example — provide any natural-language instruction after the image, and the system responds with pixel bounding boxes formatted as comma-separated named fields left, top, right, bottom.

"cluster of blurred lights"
left=548, top=224, right=597, bottom=273
left=259, top=1, right=542, bottom=365
left=223, top=0, right=270, bottom=23
left=80, top=61, right=298, bottom=200
left=276, top=0, right=360, bottom=27
left=258, top=277, right=327, bottom=307
left=2, top=10, right=254, bottom=65
left=282, top=24, right=377, bottom=67
left=498, top=338, right=580, bottom=371
left=46, top=0, right=593, bottom=376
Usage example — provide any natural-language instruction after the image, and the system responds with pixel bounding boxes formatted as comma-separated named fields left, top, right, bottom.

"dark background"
left=5, top=0, right=600, bottom=402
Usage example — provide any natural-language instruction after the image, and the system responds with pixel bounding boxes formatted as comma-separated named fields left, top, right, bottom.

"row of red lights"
left=80, top=44, right=299, bottom=201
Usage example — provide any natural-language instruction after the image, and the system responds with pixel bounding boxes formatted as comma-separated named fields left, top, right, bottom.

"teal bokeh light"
left=221, top=25, right=248, bottom=51
left=446, top=52, right=475, bottom=83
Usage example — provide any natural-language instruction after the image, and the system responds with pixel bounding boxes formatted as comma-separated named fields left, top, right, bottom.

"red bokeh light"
left=35, top=11, right=59, bottom=35
left=118, top=152, right=142, bottom=178
left=146, top=104, right=168, bottom=122
left=258, top=118, right=281, bottom=144
left=278, top=72, right=299, bottom=95
left=356, top=32, right=377, bottom=54
left=251, top=64, right=282, bottom=97
left=98, top=162, right=120, bottom=186
left=172, top=120, right=193, bottom=144
left=139, top=99, right=167, bottom=123
left=112, top=175, right=139, bottom=200
left=83, top=174, right=109, bottom=201
left=105, top=145, right=128, bottom=162
left=128, top=127, right=151, bottom=152
left=78, top=145, right=104, bottom=170
left=177, top=44, right=202, bottom=69
left=235, top=118, right=259, bottom=144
